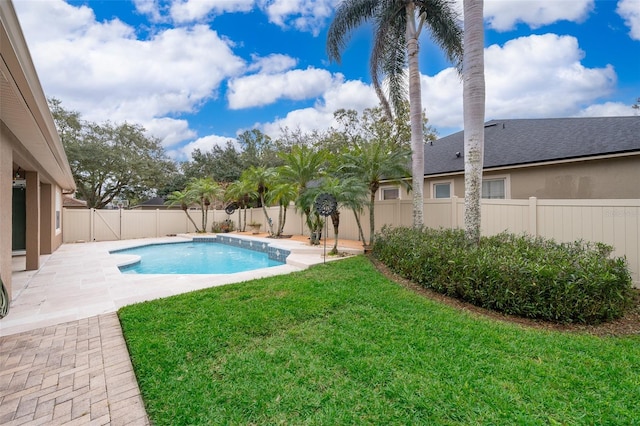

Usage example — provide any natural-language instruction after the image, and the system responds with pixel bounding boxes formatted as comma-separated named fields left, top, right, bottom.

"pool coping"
left=1, top=234, right=364, bottom=337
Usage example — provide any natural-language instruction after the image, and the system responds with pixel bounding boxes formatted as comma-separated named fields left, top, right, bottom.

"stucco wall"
left=0, top=131, right=13, bottom=298
left=423, top=155, right=640, bottom=200
left=510, top=156, right=639, bottom=199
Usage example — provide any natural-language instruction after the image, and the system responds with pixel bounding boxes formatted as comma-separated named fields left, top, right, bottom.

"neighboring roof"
left=0, top=0, right=75, bottom=191
left=424, top=116, right=640, bottom=176
left=132, top=197, right=178, bottom=209
left=63, top=195, right=87, bottom=208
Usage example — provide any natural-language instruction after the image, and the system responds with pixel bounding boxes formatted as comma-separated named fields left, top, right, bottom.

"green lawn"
left=118, top=256, right=640, bottom=425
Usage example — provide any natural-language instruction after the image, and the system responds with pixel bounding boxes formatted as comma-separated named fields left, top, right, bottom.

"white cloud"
left=260, top=78, right=378, bottom=137
left=617, top=0, right=640, bottom=40
left=169, top=0, right=255, bottom=23
left=132, top=0, right=336, bottom=34
left=247, top=53, right=298, bottom=73
left=13, top=0, right=245, bottom=147
left=321, top=79, right=379, bottom=112
left=484, top=34, right=616, bottom=117
left=263, top=0, right=337, bottom=35
left=169, top=134, right=236, bottom=160
left=577, top=102, right=637, bottom=117
left=132, top=0, right=165, bottom=23
left=423, top=34, right=617, bottom=132
left=261, top=33, right=618, bottom=140
left=484, top=0, right=593, bottom=31
left=261, top=107, right=334, bottom=137
left=421, top=68, right=464, bottom=129
left=145, top=118, right=197, bottom=148
left=227, top=67, right=336, bottom=109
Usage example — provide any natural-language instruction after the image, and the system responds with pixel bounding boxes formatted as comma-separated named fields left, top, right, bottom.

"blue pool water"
left=114, top=242, right=283, bottom=274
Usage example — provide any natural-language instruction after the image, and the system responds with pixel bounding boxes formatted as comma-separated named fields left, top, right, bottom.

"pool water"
left=114, top=242, right=283, bottom=274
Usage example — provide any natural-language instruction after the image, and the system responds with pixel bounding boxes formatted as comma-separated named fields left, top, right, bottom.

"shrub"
left=372, top=226, right=634, bottom=324
left=211, top=219, right=235, bottom=233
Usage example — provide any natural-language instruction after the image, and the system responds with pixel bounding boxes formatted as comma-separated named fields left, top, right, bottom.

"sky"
left=12, top=0, right=640, bottom=161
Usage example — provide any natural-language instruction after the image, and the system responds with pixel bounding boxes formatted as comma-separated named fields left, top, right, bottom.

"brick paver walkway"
left=0, top=313, right=149, bottom=425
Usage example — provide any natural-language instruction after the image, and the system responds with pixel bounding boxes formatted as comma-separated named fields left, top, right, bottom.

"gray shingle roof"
left=424, top=116, right=640, bottom=176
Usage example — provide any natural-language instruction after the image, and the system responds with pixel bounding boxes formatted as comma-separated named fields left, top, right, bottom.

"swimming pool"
left=113, top=240, right=285, bottom=274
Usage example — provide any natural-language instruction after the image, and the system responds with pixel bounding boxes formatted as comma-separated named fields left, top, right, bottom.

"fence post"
left=155, top=209, right=160, bottom=237
left=90, top=208, right=95, bottom=241
left=528, top=196, right=537, bottom=236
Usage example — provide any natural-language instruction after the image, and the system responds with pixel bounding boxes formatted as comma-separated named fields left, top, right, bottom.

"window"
left=55, top=190, right=62, bottom=232
left=482, top=178, right=505, bottom=199
left=381, top=187, right=400, bottom=200
left=433, top=182, right=451, bottom=198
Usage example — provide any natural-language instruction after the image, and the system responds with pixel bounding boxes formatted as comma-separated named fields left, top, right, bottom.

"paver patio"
left=0, top=314, right=148, bottom=425
left=0, top=234, right=363, bottom=424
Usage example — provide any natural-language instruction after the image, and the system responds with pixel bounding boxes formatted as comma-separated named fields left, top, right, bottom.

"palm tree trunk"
left=331, top=211, right=340, bottom=254
left=407, top=4, right=425, bottom=228
left=351, top=208, right=366, bottom=244
left=242, top=207, right=247, bottom=232
left=183, top=207, right=200, bottom=232
left=463, top=0, right=486, bottom=245
left=200, top=202, right=207, bottom=232
left=260, top=194, right=275, bottom=235
left=277, top=205, right=284, bottom=236
left=368, top=191, right=376, bottom=246
left=280, top=205, right=288, bottom=235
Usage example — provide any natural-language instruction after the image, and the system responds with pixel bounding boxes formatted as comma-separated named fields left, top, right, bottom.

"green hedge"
left=372, top=227, right=634, bottom=324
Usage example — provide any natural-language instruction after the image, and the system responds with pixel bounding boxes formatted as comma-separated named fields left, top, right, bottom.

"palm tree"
left=341, top=139, right=411, bottom=246
left=327, top=0, right=462, bottom=228
left=266, top=178, right=298, bottom=237
left=225, top=178, right=257, bottom=232
left=310, top=176, right=369, bottom=254
left=463, top=0, right=485, bottom=245
left=186, top=177, right=223, bottom=232
left=242, top=166, right=277, bottom=235
left=278, top=145, right=328, bottom=242
left=164, top=190, right=200, bottom=232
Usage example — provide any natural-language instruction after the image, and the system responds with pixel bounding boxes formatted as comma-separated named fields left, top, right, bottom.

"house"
left=63, top=195, right=88, bottom=209
left=407, top=116, right=640, bottom=201
left=131, top=197, right=181, bottom=210
left=1, top=0, right=76, bottom=303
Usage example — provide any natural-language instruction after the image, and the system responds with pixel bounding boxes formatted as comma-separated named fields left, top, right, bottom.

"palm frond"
left=327, top=0, right=380, bottom=63
left=418, top=0, right=464, bottom=71
left=369, top=3, right=406, bottom=120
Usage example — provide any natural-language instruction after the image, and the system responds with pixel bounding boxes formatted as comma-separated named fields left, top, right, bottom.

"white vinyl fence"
left=63, top=197, right=640, bottom=287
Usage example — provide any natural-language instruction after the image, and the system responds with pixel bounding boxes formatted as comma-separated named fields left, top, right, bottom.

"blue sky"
left=13, top=0, right=640, bottom=161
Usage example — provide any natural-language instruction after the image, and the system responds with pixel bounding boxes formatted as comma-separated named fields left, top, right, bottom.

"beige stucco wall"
left=40, top=183, right=53, bottom=254
left=0, top=130, right=13, bottom=298
left=509, top=156, right=640, bottom=199
left=423, top=155, right=640, bottom=200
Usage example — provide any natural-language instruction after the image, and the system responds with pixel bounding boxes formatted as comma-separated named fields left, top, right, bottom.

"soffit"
left=0, top=1, right=75, bottom=190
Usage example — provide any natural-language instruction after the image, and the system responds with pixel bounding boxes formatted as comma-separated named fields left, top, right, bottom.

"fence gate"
left=93, top=209, right=121, bottom=241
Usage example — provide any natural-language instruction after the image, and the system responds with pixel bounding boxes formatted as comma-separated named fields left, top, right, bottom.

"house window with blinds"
left=482, top=178, right=506, bottom=199
left=381, top=187, right=400, bottom=200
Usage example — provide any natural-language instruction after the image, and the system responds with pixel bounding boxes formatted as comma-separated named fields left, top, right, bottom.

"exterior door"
left=12, top=187, right=26, bottom=251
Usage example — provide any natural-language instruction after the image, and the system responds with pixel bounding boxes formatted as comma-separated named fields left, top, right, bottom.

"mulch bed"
left=368, top=255, right=640, bottom=337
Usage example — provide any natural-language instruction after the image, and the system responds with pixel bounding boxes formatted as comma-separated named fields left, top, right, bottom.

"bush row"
left=372, top=226, right=634, bottom=324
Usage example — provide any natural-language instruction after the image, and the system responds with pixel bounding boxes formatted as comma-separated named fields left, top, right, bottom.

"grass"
left=118, top=256, right=640, bottom=425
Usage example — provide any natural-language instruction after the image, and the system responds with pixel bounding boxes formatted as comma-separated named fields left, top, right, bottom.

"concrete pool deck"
left=2, top=233, right=364, bottom=337
left=0, top=234, right=363, bottom=425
